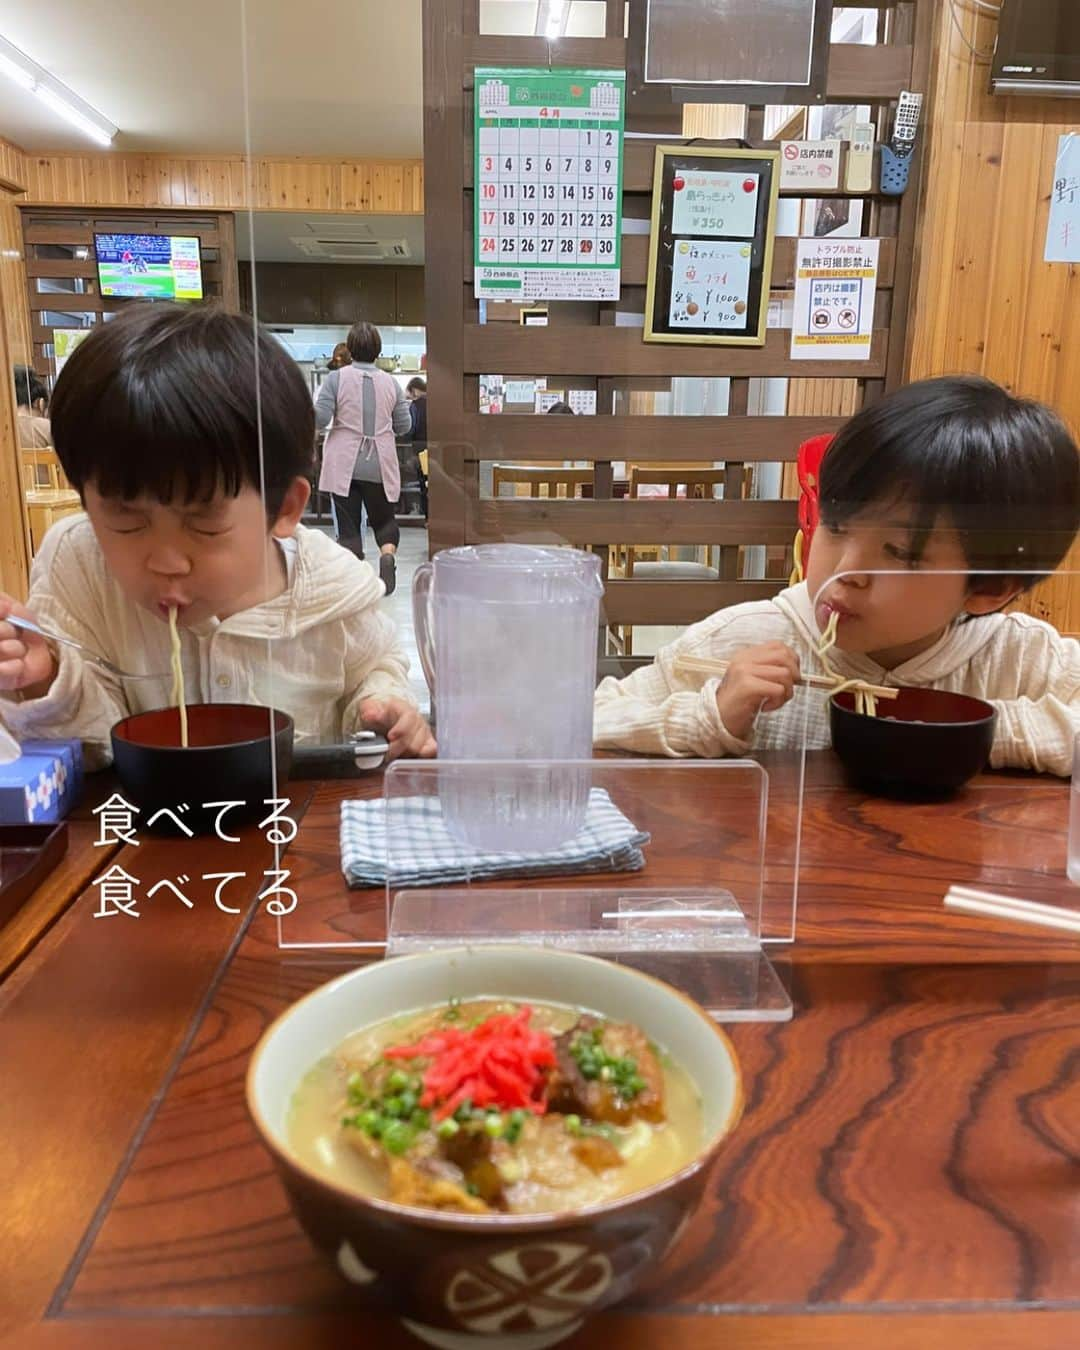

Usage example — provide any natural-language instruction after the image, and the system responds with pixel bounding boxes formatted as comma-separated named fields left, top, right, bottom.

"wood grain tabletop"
left=0, top=757, right=1076, bottom=1348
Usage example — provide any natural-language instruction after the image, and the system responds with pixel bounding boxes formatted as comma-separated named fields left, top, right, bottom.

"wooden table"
left=0, top=775, right=121, bottom=983
left=1, top=758, right=1077, bottom=1349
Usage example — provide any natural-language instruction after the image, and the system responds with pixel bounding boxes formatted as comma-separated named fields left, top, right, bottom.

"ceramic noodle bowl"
left=110, top=704, right=294, bottom=836
left=247, top=947, right=744, bottom=1350
left=413, top=545, right=603, bottom=853
left=829, top=687, right=996, bottom=798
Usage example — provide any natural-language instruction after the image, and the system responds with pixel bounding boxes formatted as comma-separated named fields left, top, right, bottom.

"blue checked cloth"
left=340, top=789, right=650, bottom=888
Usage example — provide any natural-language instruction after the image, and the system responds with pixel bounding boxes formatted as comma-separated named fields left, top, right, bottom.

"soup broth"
left=288, top=999, right=704, bottom=1216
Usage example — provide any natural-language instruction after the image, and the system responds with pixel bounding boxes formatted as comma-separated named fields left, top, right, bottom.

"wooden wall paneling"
left=424, top=0, right=471, bottom=554
left=17, top=153, right=424, bottom=215
left=0, top=183, right=31, bottom=596
left=881, top=0, right=935, bottom=391
left=907, top=1, right=1080, bottom=633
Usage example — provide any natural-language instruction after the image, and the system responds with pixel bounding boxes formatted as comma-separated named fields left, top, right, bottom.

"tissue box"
left=0, top=739, right=83, bottom=824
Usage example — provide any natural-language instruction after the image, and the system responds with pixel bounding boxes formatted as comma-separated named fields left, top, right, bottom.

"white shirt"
left=594, top=583, right=1080, bottom=776
left=0, top=516, right=414, bottom=768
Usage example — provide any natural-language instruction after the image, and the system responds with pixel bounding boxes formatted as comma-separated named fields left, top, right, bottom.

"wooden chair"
left=613, top=467, right=728, bottom=655
left=25, top=489, right=83, bottom=552
left=21, top=447, right=68, bottom=492
left=492, top=465, right=594, bottom=499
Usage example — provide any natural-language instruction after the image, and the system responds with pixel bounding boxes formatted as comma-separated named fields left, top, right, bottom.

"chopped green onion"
left=484, top=1113, right=505, bottom=1139
left=382, top=1095, right=405, bottom=1118
left=358, top=1109, right=381, bottom=1137
left=437, top=1117, right=460, bottom=1140
left=565, top=1114, right=583, bottom=1137
left=386, top=1068, right=410, bottom=1093
left=381, top=1120, right=415, bottom=1155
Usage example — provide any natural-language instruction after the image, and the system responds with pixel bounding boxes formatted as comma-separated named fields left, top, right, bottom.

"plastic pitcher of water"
left=413, top=544, right=603, bottom=852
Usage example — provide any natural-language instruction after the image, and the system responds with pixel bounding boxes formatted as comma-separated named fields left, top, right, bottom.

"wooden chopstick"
left=944, top=885, right=1080, bottom=936
left=674, top=654, right=899, bottom=701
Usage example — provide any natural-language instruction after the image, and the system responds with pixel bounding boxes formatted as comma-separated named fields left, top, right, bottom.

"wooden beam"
left=468, top=498, right=797, bottom=546
left=424, top=0, right=470, bottom=553
left=464, top=235, right=898, bottom=289
left=464, top=325, right=888, bottom=378
left=602, top=579, right=783, bottom=625
left=466, top=415, right=843, bottom=461
left=465, top=40, right=913, bottom=102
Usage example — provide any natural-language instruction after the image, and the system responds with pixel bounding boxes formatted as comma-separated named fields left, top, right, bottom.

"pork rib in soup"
left=288, top=1000, right=704, bottom=1216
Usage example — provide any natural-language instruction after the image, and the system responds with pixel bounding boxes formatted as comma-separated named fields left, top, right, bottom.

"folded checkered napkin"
left=340, top=788, right=650, bottom=889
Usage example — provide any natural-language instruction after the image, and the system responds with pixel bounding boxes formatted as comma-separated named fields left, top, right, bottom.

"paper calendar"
left=475, top=68, right=625, bottom=302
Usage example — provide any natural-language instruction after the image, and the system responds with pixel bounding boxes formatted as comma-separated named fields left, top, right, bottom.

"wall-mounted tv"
left=94, top=233, right=204, bottom=301
left=992, top=0, right=1080, bottom=98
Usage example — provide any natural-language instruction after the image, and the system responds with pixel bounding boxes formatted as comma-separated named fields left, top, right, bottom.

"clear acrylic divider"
left=382, top=758, right=792, bottom=1022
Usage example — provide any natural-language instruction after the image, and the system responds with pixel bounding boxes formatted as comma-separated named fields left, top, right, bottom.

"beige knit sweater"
left=594, top=583, right=1080, bottom=776
left=0, top=516, right=414, bottom=769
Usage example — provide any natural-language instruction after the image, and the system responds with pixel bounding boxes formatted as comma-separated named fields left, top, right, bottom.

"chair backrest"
left=21, top=447, right=67, bottom=492
left=628, top=467, right=727, bottom=500
left=492, top=464, right=594, bottom=499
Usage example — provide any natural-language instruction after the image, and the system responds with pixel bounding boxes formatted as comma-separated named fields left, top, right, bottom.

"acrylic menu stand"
left=381, top=759, right=795, bottom=1022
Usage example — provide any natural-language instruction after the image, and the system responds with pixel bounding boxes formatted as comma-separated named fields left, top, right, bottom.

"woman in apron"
left=316, top=321, right=412, bottom=595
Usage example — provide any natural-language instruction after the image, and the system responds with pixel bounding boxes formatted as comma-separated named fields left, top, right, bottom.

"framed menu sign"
left=644, top=146, right=780, bottom=346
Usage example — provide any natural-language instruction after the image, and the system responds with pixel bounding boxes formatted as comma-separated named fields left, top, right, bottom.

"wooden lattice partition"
left=19, top=208, right=239, bottom=381
left=423, top=0, right=934, bottom=672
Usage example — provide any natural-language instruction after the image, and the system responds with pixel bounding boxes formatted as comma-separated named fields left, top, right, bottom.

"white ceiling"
left=0, top=0, right=424, bottom=156
left=236, top=211, right=426, bottom=264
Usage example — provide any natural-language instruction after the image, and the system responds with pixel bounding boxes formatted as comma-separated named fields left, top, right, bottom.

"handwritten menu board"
left=670, top=240, right=753, bottom=330
left=671, top=170, right=760, bottom=238
left=644, top=147, right=780, bottom=347
left=474, top=68, right=625, bottom=302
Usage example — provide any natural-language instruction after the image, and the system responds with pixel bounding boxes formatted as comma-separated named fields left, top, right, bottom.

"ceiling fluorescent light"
left=0, top=50, right=35, bottom=91
left=0, top=35, right=117, bottom=146
left=33, top=85, right=115, bottom=146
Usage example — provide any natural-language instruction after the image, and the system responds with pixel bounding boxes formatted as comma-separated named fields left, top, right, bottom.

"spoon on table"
left=4, top=614, right=171, bottom=682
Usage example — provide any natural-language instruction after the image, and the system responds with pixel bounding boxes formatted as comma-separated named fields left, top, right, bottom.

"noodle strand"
left=816, top=609, right=879, bottom=717
left=168, top=605, right=189, bottom=748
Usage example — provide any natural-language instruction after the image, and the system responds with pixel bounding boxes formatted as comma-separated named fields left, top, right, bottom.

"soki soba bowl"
left=110, top=704, right=294, bottom=836
left=830, top=686, right=996, bottom=798
left=247, top=947, right=744, bottom=1350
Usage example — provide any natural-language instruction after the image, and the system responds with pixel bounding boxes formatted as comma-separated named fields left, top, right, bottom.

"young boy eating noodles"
left=595, top=377, right=1080, bottom=775
left=0, top=303, right=435, bottom=766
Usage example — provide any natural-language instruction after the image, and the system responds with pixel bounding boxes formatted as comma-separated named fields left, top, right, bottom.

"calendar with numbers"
left=474, top=68, right=625, bottom=302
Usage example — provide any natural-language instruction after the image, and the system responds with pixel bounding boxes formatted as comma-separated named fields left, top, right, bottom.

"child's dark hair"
left=346, top=321, right=382, bottom=363
left=49, top=302, right=314, bottom=518
left=406, top=376, right=426, bottom=395
left=819, top=376, right=1080, bottom=590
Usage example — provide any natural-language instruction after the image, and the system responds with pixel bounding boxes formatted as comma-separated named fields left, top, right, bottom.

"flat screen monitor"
left=992, top=0, right=1080, bottom=97
left=94, top=233, right=204, bottom=301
